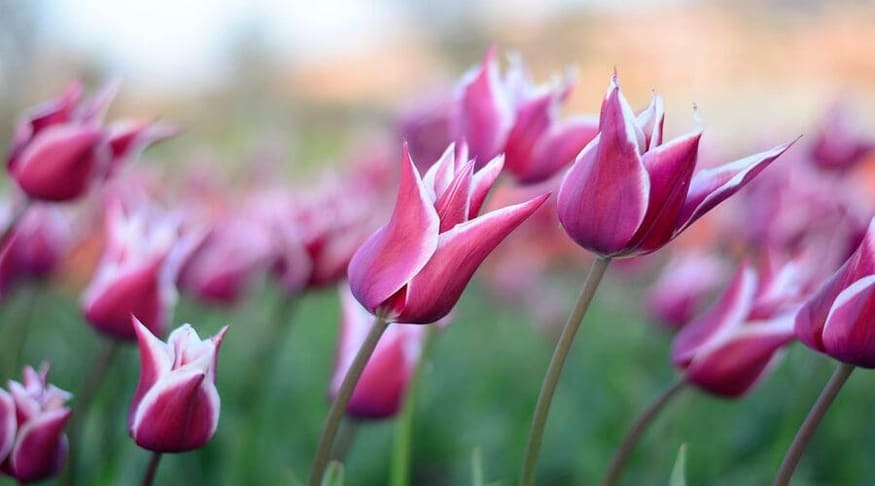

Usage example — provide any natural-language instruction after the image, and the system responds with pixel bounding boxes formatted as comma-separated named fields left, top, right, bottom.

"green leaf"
left=472, top=447, right=485, bottom=486
left=669, top=444, right=687, bottom=486
left=321, top=461, right=344, bottom=486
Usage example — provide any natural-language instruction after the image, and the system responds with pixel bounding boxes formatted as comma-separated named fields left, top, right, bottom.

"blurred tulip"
left=0, top=204, right=71, bottom=297
left=397, top=93, right=455, bottom=169
left=129, top=318, right=227, bottom=452
left=646, top=251, right=728, bottom=330
left=453, top=48, right=597, bottom=183
left=810, top=99, right=875, bottom=171
left=331, top=284, right=428, bottom=419
left=557, top=73, right=795, bottom=258
left=348, top=143, right=547, bottom=323
left=672, top=257, right=804, bottom=397
left=795, top=218, right=875, bottom=367
left=105, top=120, right=181, bottom=177
left=0, top=364, right=72, bottom=483
left=82, top=200, right=196, bottom=341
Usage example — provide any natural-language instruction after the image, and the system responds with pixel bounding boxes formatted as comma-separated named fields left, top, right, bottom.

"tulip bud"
left=646, top=252, right=727, bottom=330
left=0, top=365, right=72, bottom=482
left=671, top=258, right=803, bottom=397
left=796, top=218, right=875, bottom=367
left=330, top=284, right=428, bottom=419
left=129, top=318, right=227, bottom=452
left=348, top=143, right=547, bottom=323
left=557, top=73, right=796, bottom=258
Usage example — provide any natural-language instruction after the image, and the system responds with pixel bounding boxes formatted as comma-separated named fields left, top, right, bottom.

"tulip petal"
left=131, top=318, right=173, bottom=415
left=7, top=408, right=70, bottom=482
left=676, top=139, right=796, bottom=234
left=556, top=80, right=649, bottom=256
left=434, top=159, right=474, bottom=231
left=504, top=93, right=554, bottom=180
left=455, top=47, right=513, bottom=165
left=820, top=275, right=875, bottom=367
left=421, top=143, right=456, bottom=201
left=672, top=263, right=757, bottom=366
left=399, top=194, right=548, bottom=323
left=11, top=125, right=103, bottom=201
left=637, top=92, right=665, bottom=150
left=107, top=120, right=180, bottom=173
left=526, top=116, right=599, bottom=185
left=0, top=390, right=15, bottom=463
left=469, top=155, right=504, bottom=218
left=348, top=145, right=440, bottom=315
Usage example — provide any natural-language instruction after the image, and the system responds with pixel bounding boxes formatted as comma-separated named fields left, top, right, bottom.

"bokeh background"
left=2, top=0, right=875, bottom=484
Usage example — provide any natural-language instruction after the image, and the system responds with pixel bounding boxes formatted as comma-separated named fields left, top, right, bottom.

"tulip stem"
left=603, top=378, right=687, bottom=486
left=309, top=315, right=390, bottom=486
left=520, top=256, right=611, bottom=486
left=773, top=362, right=855, bottom=486
left=329, top=418, right=360, bottom=462
left=141, top=451, right=163, bottom=486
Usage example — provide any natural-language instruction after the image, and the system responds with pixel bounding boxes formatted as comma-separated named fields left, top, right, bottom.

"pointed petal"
left=469, top=155, right=504, bottom=218
left=525, top=116, right=599, bottom=185
left=77, top=79, right=120, bottom=123
left=8, top=408, right=71, bottom=482
left=11, top=125, right=103, bottom=201
left=637, top=92, right=665, bottom=150
left=421, top=143, right=456, bottom=200
left=820, top=275, right=875, bottom=367
left=347, top=145, right=440, bottom=315
left=672, top=263, right=757, bottom=366
left=504, top=92, right=554, bottom=180
left=131, top=317, right=173, bottom=414
left=434, top=159, right=474, bottom=231
left=0, top=390, right=15, bottom=463
left=399, top=194, right=548, bottom=323
left=107, top=120, right=181, bottom=174
left=455, top=47, right=513, bottom=165
left=676, top=139, right=797, bottom=234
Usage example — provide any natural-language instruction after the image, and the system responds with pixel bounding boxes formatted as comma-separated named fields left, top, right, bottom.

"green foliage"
left=669, top=444, right=687, bottom=486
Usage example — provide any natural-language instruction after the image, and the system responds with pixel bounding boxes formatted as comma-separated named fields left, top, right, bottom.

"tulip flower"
left=453, top=48, right=598, bottom=183
left=82, top=200, right=196, bottom=341
left=0, top=204, right=71, bottom=297
left=130, top=318, right=228, bottom=453
left=348, top=143, right=548, bottom=324
left=672, top=257, right=804, bottom=396
left=556, top=73, right=796, bottom=258
left=330, top=284, right=428, bottom=419
left=646, top=251, right=727, bottom=331
left=0, top=364, right=72, bottom=483
left=810, top=99, right=875, bottom=172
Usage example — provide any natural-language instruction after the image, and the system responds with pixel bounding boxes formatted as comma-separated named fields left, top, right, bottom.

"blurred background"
left=2, top=0, right=875, bottom=484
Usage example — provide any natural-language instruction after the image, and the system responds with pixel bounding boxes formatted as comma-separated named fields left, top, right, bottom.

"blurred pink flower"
left=0, top=204, right=71, bottom=297
left=130, top=318, right=227, bottom=452
left=0, top=364, right=72, bottom=482
left=646, top=251, right=728, bottom=331
left=810, top=99, right=875, bottom=171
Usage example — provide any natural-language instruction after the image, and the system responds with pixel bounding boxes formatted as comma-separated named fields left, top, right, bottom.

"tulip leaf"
left=669, top=444, right=687, bottom=486
left=472, top=447, right=485, bottom=486
left=321, top=461, right=344, bottom=486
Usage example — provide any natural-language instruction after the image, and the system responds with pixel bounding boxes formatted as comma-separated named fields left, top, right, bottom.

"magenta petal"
left=77, top=79, right=120, bottom=123
left=525, top=116, right=599, bottom=185
left=131, top=318, right=172, bottom=419
left=11, top=125, right=103, bottom=201
left=21, top=82, right=83, bottom=138
left=455, top=48, right=513, bottom=165
left=0, top=390, right=15, bottom=463
left=468, top=155, right=504, bottom=218
left=399, top=194, right=548, bottom=323
left=676, top=139, right=796, bottom=235
left=422, top=144, right=457, bottom=200
left=672, top=263, right=757, bottom=366
left=629, top=132, right=702, bottom=253
left=636, top=92, right=665, bottom=150
left=108, top=121, right=180, bottom=171
left=347, top=145, right=440, bottom=314
left=434, top=160, right=474, bottom=231
left=8, top=408, right=71, bottom=482
left=504, top=93, right=553, bottom=180
left=820, top=275, right=875, bottom=368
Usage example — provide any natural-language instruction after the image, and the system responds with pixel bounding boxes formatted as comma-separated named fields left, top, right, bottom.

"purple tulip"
left=129, top=318, right=227, bottom=453
left=672, top=257, right=805, bottom=397
left=348, top=143, right=548, bottom=323
left=330, top=284, right=428, bottom=419
left=796, top=218, right=875, bottom=367
left=0, top=365, right=72, bottom=482
left=557, top=73, right=796, bottom=258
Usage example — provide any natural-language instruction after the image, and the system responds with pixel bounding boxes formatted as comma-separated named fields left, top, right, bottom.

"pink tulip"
left=130, top=318, right=227, bottom=452
left=810, top=99, right=875, bottom=171
left=646, top=251, right=728, bottom=331
left=82, top=200, right=196, bottom=341
left=0, top=204, right=71, bottom=297
left=795, top=218, right=875, bottom=367
left=557, top=73, right=796, bottom=258
left=672, top=257, right=804, bottom=397
left=0, top=365, right=72, bottom=482
left=330, top=284, right=428, bottom=419
left=453, top=48, right=598, bottom=183
left=348, top=143, right=547, bottom=323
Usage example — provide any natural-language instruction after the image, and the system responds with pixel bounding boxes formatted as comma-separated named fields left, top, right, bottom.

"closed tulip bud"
left=330, top=284, right=428, bottom=419
left=348, top=143, right=547, bottom=323
left=82, top=200, right=196, bottom=341
left=129, top=318, right=227, bottom=453
left=672, top=258, right=803, bottom=397
left=796, top=218, right=875, bottom=367
left=557, top=73, right=796, bottom=258
left=1, top=364, right=72, bottom=483
left=646, top=252, right=728, bottom=331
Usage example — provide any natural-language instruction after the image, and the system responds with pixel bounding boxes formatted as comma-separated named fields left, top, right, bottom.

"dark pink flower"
left=557, top=73, right=795, bottom=258
left=330, top=284, right=428, bottom=419
left=348, top=143, right=547, bottom=323
left=0, top=365, right=72, bottom=482
left=129, top=318, right=227, bottom=452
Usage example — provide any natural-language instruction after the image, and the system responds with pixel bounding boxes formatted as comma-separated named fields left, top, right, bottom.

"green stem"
left=329, top=418, right=360, bottom=462
left=520, top=257, right=611, bottom=486
left=141, top=451, right=162, bottom=486
left=390, top=327, right=437, bottom=486
left=603, top=378, right=687, bottom=486
left=3, top=286, right=37, bottom=376
left=772, top=362, right=855, bottom=486
left=308, top=315, right=390, bottom=486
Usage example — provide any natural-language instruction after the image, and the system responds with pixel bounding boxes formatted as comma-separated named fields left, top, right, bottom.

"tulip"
left=348, top=143, right=548, bottom=324
left=331, top=284, right=428, bottom=419
left=672, top=257, right=803, bottom=397
left=0, top=204, right=71, bottom=297
left=0, top=364, right=72, bottom=483
left=810, top=99, right=875, bottom=171
left=556, top=73, right=796, bottom=258
left=646, top=251, right=727, bottom=331
left=82, top=200, right=195, bottom=341
left=453, top=48, right=598, bottom=183
left=129, top=318, right=227, bottom=453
